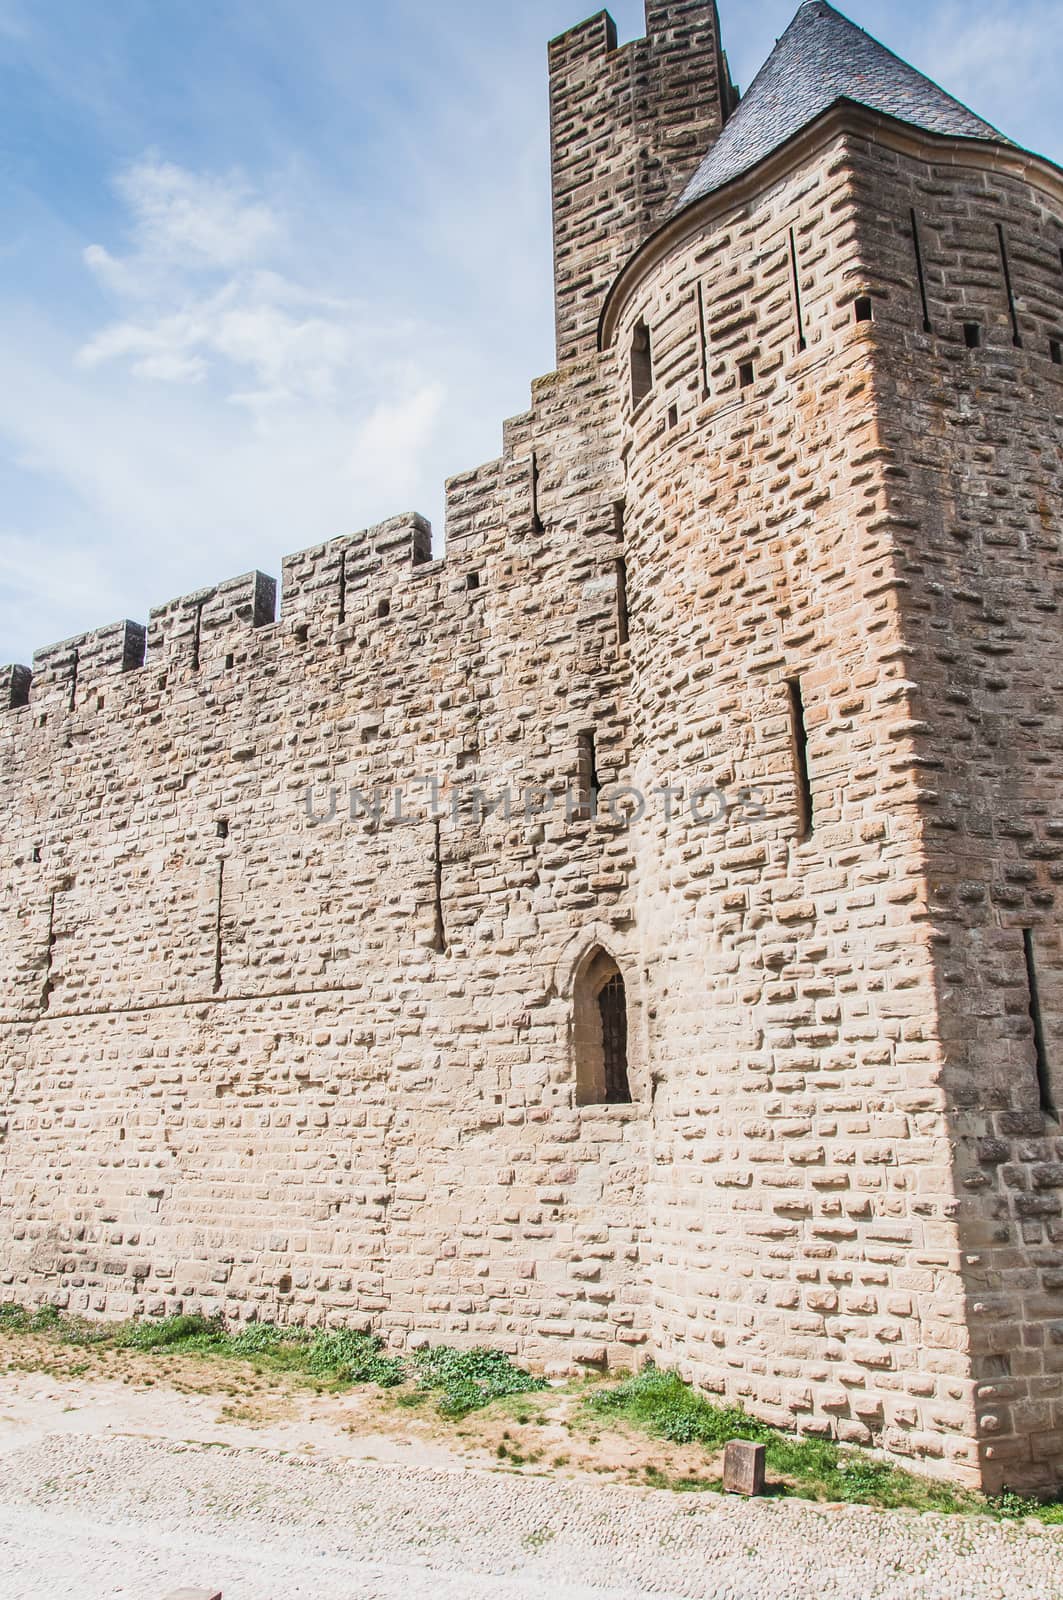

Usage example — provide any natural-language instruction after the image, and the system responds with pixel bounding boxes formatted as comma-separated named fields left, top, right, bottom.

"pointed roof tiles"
left=676, top=1, right=1005, bottom=211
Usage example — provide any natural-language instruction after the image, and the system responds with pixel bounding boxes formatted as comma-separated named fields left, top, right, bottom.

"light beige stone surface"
left=3, top=0, right=1063, bottom=1494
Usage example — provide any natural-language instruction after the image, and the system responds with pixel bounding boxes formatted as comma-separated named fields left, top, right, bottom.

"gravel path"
left=1, top=1433, right=1063, bottom=1600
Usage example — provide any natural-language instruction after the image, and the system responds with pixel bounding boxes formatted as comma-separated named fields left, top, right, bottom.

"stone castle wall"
left=0, top=364, right=650, bottom=1367
left=607, top=121, right=974, bottom=1480
left=3, top=0, right=1063, bottom=1495
left=548, top=0, right=734, bottom=364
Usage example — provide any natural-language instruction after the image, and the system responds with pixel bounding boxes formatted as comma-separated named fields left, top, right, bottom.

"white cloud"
left=0, top=152, right=481, bottom=661
left=0, top=310, right=454, bottom=661
left=82, top=244, right=151, bottom=300
left=78, top=308, right=212, bottom=384
left=344, top=383, right=446, bottom=502
left=0, top=1, right=564, bottom=669
left=213, top=296, right=356, bottom=405
left=77, top=274, right=367, bottom=403
left=0, top=527, right=123, bottom=655
left=79, top=159, right=361, bottom=408
left=88, top=158, right=281, bottom=284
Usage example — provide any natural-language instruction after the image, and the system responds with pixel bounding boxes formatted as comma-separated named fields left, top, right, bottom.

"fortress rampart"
left=3, top=0, right=1063, bottom=1493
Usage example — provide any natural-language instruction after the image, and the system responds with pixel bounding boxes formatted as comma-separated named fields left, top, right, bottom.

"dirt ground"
left=4, top=1331, right=1063, bottom=1600
left=0, top=1329, right=724, bottom=1488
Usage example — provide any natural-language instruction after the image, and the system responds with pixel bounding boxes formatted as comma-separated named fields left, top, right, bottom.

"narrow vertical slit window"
left=615, top=557, right=630, bottom=647
left=67, top=649, right=80, bottom=713
left=530, top=451, right=544, bottom=534
left=1051, top=339, right=1063, bottom=366
left=411, top=526, right=432, bottom=566
left=575, top=730, right=599, bottom=821
left=963, top=322, right=982, bottom=349
left=1023, top=928, right=1056, bottom=1118
left=696, top=281, right=711, bottom=397
left=212, top=856, right=225, bottom=994
left=787, top=677, right=813, bottom=841
left=122, top=624, right=145, bottom=672
left=996, top=224, right=1023, bottom=348
left=7, top=666, right=31, bottom=708
left=630, top=319, right=653, bottom=408
left=910, top=209, right=933, bottom=333
left=789, top=228, right=806, bottom=352
left=338, top=548, right=348, bottom=624
left=191, top=600, right=205, bottom=672
left=41, top=891, right=56, bottom=1012
left=251, top=574, right=276, bottom=627
left=431, top=819, right=447, bottom=953
left=854, top=296, right=873, bottom=323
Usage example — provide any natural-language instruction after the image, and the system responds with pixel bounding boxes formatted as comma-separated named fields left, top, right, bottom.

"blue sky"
left=0, top=0, right=1060, bottom=664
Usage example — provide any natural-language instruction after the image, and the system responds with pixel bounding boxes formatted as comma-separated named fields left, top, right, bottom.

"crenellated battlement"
left=281, top=513, right=432, bottom=627
left=548, top=1, right=736, bottom=366
left=18, top=619, right=147, bottom=716
left=146, top=570, right=277, bottom=672
left=0, top=513, right=445, bottom=719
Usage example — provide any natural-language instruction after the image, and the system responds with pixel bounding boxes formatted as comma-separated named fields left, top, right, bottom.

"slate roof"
left=676, top=0, right=1006, bottom=212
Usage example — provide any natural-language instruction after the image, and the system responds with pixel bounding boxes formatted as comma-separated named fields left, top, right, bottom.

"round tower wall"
left=607, top=128, right=983, bottom=1480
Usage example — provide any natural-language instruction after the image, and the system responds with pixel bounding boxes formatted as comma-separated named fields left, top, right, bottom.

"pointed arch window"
left=574, top=947, right=632, bottom=1105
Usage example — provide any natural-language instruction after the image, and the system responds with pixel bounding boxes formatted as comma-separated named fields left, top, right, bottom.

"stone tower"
left=1, top=0, right=1063, bottom=1495
left=599, top=0, right=1063, bottom=1495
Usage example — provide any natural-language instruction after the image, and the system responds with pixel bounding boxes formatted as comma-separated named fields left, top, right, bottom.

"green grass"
left=0, top=1302, right=405, bottom=1388
left=6, top=1300, right=1063, bottom=1519
left=585, top=1363, right=1063, bottom=1520
left=411, top=1344, right=549, bottom=1418
left=642, top=1462, right=723, bottom=1493
left=0, top=1302, right=546, bottom=1411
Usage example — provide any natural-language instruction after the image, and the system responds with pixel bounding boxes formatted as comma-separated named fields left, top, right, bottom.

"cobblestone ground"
left=1, top=1434, right=1063, bottom=1599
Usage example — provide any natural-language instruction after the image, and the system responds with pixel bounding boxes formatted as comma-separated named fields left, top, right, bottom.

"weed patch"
left=585, top=1364, right=1058, bottom=1519
left=0, top=1304, right=536, bottom=1413
left=412, top=1345, right=549, bottom=1418
left=7, top=1301, right=1061, bottom=1521
left=0, top=1304, right=402, bottom=1389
